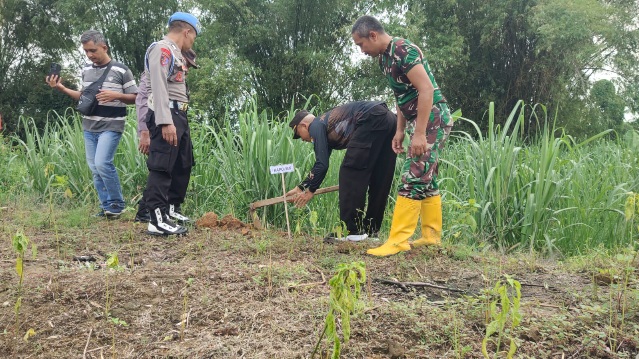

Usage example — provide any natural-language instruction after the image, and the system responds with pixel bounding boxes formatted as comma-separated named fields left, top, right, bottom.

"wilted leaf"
left=23, top=328, right=36, bottom=342
left=15, top=257, right=23, bottom=278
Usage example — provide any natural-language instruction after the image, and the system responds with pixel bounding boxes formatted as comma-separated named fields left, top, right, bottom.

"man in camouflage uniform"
left=143, top=12, right=200, bottom=236
left=352, top=16, right=454, bottom=256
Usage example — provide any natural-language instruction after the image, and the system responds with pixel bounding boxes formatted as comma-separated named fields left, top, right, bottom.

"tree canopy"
left=0, top=0, right=637, bottom=136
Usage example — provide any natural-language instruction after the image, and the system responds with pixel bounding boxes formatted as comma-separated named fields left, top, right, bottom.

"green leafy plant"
left=109, top=315, right=128, bottom=359
left=331, top=220, right=348, bottom=240
left=104, top=253, right=120, bottom=318
left=447, top=198, right=480, bottom=243
left=12, top=231, right=37, bottom=329
left=312, top=261, right=366, bottom=359
left=482, top=275, right=522, bottom=359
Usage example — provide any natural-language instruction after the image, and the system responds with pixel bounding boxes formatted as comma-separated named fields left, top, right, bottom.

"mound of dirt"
left=196, top=212, right=252, bottom=235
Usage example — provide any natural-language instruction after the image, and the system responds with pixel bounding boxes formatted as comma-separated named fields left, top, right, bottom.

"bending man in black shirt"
left=286, top=101, right=397, bottom=241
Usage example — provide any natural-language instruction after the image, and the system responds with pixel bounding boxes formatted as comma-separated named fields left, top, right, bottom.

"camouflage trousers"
left=398, top=103, right=453, bottom=200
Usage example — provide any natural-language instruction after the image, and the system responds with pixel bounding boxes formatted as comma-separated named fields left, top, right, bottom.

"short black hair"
left=80, top=30, right=107, bottom=46
left=289, top=110, right=310, bottom=139
left=169, top=20, right=196, bottom=34
left=351, top=16, right=386, bottom=38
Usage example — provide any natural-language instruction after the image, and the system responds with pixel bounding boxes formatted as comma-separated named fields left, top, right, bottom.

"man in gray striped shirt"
left=46, top=30, right=137, bottom=218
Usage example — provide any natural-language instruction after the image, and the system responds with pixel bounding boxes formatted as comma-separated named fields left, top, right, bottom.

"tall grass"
left=442, top=101, right=639, bottom=255
left=189, top=99, right=345, bottom=229
left=7, top=100, right=639, bottom=255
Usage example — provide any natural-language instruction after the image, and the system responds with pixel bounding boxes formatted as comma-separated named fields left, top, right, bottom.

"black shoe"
left=167, top=204, right=191, bottom=224
left=134, top=209, right=151, bottom=223
left=94, top=210, right=106, bottom=218
left=104, top=209, right=123, bottom=220
left=323, top=232, right=343, bottom=244
left=147, top=208, right=188, bottom=236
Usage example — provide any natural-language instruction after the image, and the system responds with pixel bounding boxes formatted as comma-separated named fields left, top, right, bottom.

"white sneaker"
left=147, top=208, right=188, bottom=236
left=168, top=204, right=191, bottom=224
left=345, top=233, right=369, bottom=242
left=367, top=232, right=380, bottom=241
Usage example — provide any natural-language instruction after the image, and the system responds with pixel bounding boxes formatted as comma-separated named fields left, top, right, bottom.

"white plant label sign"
left=270, top=163, right=294, bottom=174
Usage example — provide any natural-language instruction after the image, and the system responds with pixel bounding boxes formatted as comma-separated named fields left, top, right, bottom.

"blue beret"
left=168, top=12, right=201, bottom=35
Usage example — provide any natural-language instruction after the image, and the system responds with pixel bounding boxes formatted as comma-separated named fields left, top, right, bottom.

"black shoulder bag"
left=76, top=62, right=113, bottom=116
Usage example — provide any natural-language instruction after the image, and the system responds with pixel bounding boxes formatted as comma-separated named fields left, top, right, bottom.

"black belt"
left=171, top=100, right=189, bottom=112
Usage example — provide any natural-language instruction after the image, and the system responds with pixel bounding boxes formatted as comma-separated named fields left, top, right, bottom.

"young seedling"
left=312, top=261, right=366, bottom=359
left=180, top=278, right=195, bottom=341
left=109, top=316, right=127, bottom=359
left=104, top=253, right=120, bottom=318
left=47, top=172, right=71, bottom=258
left=481, top=274, right=522, bottom=359
left=11, top=231, right=37, bottom=332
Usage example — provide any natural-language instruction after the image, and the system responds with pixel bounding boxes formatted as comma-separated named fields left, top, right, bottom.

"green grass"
left=4, top=100, right=639, bottom=256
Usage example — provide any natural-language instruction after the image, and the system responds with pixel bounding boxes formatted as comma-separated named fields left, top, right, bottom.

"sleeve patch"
left=160, top=48, right=172, bottom=67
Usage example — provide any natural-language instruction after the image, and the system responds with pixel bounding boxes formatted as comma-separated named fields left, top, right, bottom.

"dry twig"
left=83, top=328, right=92, bottom=359
left=374, top=278, right=466, bottom=293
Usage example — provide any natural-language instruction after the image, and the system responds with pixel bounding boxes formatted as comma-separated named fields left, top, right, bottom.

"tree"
left=590, top=79, right=626, bottom=129
left=187, top=45, right=255, bottom=125
left=0, top=0, right=77, bottom=134
left=56, top=0, right=178, bottom=77
left=368, top=0, right=639, bottom=136
left=195, top=0, right=369, bottom=117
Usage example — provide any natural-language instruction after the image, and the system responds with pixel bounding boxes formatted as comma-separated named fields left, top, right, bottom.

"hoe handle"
left=249, top=185, right=339, bottom=210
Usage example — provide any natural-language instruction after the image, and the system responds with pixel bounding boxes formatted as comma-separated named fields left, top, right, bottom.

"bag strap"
left=144, top=42, right=175, bottom=79
left=95, top=61, right=113, bottom=88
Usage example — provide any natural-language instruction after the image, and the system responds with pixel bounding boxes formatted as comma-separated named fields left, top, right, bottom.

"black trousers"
left=339, top=104, right=397, bottom=234
left=143, top=108, right=194, bottom=213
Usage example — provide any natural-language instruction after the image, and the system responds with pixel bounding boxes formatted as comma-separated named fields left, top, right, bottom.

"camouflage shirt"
left=379, top=37, right=446, bottom=122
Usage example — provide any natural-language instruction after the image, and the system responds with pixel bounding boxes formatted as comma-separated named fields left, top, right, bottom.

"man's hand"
left=285, top=186, right=314, bottom=207
left=138, top=130, right=150, bottom=155
left=45, top=75, right=61, bottom=89
left=410, top=133, right=427, bottom=157
left=96, top=89, right=121, bottom=104
left=161, top=124, right=178, bottom=146
left=392, top=131, right=405, bottom=154
left=285, top=187, right=303, bottom=201
left=294, top=190, right=314, bottom=207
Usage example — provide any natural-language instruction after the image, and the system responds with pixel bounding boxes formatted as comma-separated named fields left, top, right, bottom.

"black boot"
left=134, top=202, right=151, bottom=223
left=147, top=208, right=188, bottom=236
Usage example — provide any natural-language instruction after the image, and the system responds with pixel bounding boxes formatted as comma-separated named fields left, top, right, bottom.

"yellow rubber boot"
left=411, top=195, right=442, bottom=247
left=366, top=196, right=421, bottom=257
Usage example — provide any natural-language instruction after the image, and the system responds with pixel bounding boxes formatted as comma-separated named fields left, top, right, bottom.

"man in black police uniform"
left=134, top=49, right=198, bottom=223
left=143, top=12, right=200, bottom=235
left=286, top=101, right=397, bottom=241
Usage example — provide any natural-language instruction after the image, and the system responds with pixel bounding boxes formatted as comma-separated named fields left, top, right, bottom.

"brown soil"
left=0, top=207, right=637, bottom=358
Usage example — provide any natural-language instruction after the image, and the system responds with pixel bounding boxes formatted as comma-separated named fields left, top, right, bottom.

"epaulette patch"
left=160, top=48, right=172, bottom=67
